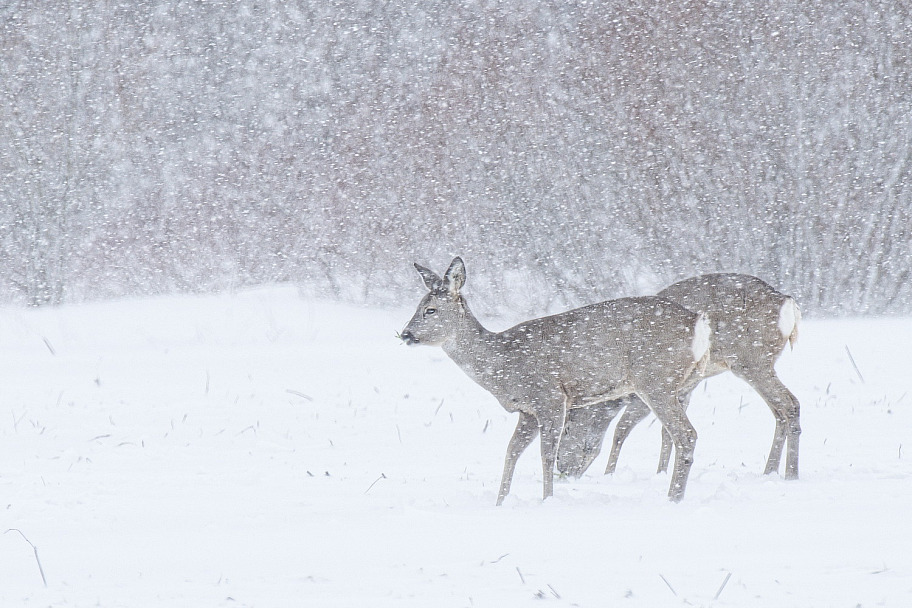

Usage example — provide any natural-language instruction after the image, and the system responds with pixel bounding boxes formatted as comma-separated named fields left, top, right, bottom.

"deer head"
left=400, top=257, right=467, bottom=346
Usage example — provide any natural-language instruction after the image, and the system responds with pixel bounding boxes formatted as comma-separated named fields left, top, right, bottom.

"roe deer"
left=556, top=273, right=801, bottom=481
left=400, top=257, right=711, bottom=504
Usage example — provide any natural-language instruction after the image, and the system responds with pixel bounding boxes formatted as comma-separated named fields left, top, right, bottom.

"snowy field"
left=1, top=286, right=910, bottom=607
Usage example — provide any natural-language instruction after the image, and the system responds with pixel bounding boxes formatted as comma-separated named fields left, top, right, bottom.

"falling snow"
left=1, top=2, right=911, bottom=606
left=1, top=1, right=911, bottom=314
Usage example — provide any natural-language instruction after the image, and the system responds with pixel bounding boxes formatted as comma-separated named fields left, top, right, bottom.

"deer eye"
left=424, top=307, right=437, bottom=316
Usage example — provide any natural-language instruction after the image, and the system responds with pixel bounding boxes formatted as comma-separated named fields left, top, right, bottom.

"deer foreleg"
left=496, top=411, right=539, bottom=506
left=537, top=402, right=567, bottom=502
left=605, top=396, right=651, bottom=474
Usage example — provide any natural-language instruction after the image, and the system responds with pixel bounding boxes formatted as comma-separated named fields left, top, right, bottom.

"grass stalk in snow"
left=714, top=571, right=732, bottom=601
left=364, top=473, right=387, bottom=494
left=659, top=573, right=677, bottom=598
left=5, top=529, right=47, bottom=587
left=845, top=345, right=865, bottom=383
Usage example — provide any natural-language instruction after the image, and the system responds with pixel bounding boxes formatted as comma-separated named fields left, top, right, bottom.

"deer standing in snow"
left=557, top=273, right=801, bottom=481
left=400, top=258, right=711, bottom=504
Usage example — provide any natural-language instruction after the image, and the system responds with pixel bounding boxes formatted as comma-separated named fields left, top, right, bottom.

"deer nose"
left=400, top=330, right=418, bottom=345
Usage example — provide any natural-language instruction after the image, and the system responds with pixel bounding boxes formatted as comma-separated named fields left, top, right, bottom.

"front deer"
left=557, top=273, right=801, bottom=481
left=400, top=258, right=711, bottom=504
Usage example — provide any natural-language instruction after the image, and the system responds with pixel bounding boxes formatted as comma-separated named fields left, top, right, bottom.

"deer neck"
left=441, top=302, right=499, bottom=384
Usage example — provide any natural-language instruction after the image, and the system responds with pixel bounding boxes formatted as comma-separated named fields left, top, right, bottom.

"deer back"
left=483, top=296, right=707, bottom=408
left=658, top=273, right=798, bottom=370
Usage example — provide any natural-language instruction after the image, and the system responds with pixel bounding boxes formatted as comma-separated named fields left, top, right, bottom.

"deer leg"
left=496, top=411, right=539, bottom=506
left=557, top=399, right=623, bottom=478
left=537, top=401, right=568, bottom=502
left=641, top=389, right=698, bottom=503
left=657, top=387, right=696, bottom=474
left=784, top=395, right=801, bottom=480
left=604, top=395, right=650, bottom=474
left=733, top=366, right=801, bottom=480
left=657, top=427, right=673, bottom=474
left=764, top=408, right=788, bottom=476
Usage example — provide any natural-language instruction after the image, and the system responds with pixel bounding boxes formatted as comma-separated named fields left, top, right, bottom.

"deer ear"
left=443, top=257, right=466, bottom=295
left=414, top=263, right=442, bottom=291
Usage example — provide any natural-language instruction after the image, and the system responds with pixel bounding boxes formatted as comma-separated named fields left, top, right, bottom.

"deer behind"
left=557, top=273, right=801, bottom=481
left=400, top=257, right=711, bottom=504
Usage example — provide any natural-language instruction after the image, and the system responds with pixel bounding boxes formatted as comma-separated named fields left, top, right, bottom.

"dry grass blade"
left=364, top=473, right=387, bottom=494
left=844, top=345, right=865, bottom=383
left=714, top=571, right=732, bottom=600
left=5, top=528, right=47, bottom=587
left=659, top=573, right=677, bottom=597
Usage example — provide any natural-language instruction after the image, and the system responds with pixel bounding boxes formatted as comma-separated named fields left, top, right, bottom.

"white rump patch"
left=691, top=313, right=712, bottom=362
left=779, top=297, right=801, bottom=348
left=778, top=297, right=799, bottom=338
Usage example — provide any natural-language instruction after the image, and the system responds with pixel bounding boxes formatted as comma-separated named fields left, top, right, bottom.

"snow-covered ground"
left=0, top=286, right=909, bottom=607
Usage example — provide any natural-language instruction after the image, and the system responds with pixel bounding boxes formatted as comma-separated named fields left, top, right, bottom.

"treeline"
left=1, top=0, right=910, bottom=315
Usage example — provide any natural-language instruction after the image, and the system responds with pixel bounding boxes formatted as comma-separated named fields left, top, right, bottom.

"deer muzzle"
left=400, top=330, right=419, bottom=345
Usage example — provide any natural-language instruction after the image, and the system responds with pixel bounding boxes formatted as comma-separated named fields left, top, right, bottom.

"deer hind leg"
left=604, top=395, right=650, bottom=475
left=640, top=389, right=698, bottom=502
left=784, top=392, right=801, bottom=480
left=497, top=411, right=539, bottom=506
left=657, top=427, right=673, bottom=474
left=733, top=365, right=801, bottom=480
left=657, top=385, right=697, bottom=474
